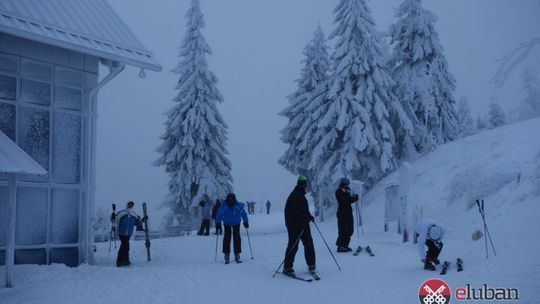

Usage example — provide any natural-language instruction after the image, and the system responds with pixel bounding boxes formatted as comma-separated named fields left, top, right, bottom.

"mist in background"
left=95, top=0, right=540, bottom=223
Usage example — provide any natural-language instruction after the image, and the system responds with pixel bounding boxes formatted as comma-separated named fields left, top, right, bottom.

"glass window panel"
left=0, top=186, right=8, bottom=247
left=55, top=68, right=82, bottom=87
left=15, top=187, right=48, bottom=246
left=20, top=79, right=51, bottom=106
left=50, top=247, right=78, bottom=267
left=55, top=85, right=82, bottom=111
left=15, top=249, right=46, bottom=265
left=0, top=56, right=17, bottom=73
left=0, top=102, right=15, bottom=141
left=21, top=61, right=52, bottom=80
left=0, top=74, right=16, bottom=100
left=51, top=188, right=79, bottom=244
left=52, top=112, right=81, bottom=183
left=18, top=107, right=50, bottom=171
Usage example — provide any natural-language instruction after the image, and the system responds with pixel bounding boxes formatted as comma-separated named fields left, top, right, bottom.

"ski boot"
left=424, top=261, right=436, bottom=271
left=224, top=254, right=230, bottom=264
left=235, top=254, right=241, bottom=263
left=282, top=268, right=295, bottom=276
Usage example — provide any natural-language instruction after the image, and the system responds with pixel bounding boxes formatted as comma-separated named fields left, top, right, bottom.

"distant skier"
left=335, top=178, right=359, bottom=252
left=211, top=199, right=222, bottom=235
left=282, top=176, right=316, bottom=276
left=114, top=201, right=146, bottom=267
left=415, top=218, right=445, bottom=271
left=216, top=193, right=249, bottom=263
left=266, top=200, right=271, bottom=214
left=197, top=200, right=211, bottom=236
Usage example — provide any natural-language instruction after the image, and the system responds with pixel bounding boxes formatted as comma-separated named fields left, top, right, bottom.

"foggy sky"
left=96, top=0, right=540, bottom=223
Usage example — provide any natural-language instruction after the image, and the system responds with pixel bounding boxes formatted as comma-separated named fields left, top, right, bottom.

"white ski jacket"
left=415, top=218, right=445, bottom=260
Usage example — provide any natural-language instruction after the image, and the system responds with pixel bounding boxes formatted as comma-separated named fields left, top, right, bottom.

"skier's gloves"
left=142, top=215, right=148, bottom=222
left=354, top=194, right=359, bottom=201
left=110, top=213, right=116, bottom=221
left=309, top=215, right=315, bottom=222
left=243, top=222, right=249, bottom=229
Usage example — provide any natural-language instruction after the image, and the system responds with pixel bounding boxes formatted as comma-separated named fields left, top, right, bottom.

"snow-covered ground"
left=2, top=118, right=540, bottom=303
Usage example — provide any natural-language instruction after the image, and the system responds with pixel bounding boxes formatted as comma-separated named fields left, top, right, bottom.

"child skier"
left=216, top=193, right=249, bottom=264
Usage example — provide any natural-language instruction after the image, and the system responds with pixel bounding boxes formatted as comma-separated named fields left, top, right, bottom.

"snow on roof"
left=0, top=0, right=162, bottom=71
left=0, top=130, right=47, bottom=175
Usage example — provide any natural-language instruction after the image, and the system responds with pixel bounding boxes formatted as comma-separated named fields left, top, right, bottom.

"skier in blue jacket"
left=216, top=193, right=249, bottom=264
left=114, top=201, right=147, bottom=267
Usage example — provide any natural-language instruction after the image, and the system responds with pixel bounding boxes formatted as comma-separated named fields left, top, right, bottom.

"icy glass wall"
left=0, top=37, right=98, bottom=267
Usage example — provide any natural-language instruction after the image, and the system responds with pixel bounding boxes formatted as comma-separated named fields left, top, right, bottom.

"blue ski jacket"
left=115, top=209, right=142, bottom=236
left=216, top=202, right=249, bottom=226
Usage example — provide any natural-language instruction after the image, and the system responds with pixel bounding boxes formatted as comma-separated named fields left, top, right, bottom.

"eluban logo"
left=454, top=284, right=519, bottom=301
left=419, top=278, right=451, bottom=304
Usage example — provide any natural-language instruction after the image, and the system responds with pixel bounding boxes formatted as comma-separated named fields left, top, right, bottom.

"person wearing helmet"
left=216, top=193, right=249, bottom=264
left=282, top=176, right=316, bottom=276
left=335, top=177, right=359, bottom=252
left=415, top=218, right=445, bottom=271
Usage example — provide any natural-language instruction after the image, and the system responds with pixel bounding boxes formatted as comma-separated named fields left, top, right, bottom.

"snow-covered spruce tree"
left=520, top=66, right=540, bottom=119
left=389, top=0, right=458, bottom=152
left=279, top=25, right=331, bottom=216
left=488, top=98, right=507, bottom=129
left=476, top=114, right=488, bottom=131
left=309, top=0, right=398, bottom=188
left=154, top=0, right=232, bottom=225
left=456, top=96, right=475, bottom=137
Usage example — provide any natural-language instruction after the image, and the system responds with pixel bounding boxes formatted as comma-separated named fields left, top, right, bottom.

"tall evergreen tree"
left=456, top=96, right=475, bottom=137
left=389, top=0, right=458, bottom=152
left=279, top=25, right=331, bottom=178
left=154, top=0, right=232, bottom=225
left=279, top=25, right=331, bottom=216
left=309, top=0, right=398, bottom=188
left=520, top=66, right=540, bottom=119
left=488, top=98, right=507, bottom=129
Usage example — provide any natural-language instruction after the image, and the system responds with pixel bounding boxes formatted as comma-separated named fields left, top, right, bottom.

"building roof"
left=0, top=0, right=162, bottom=71
left=0, top=130, right=47, bottom=175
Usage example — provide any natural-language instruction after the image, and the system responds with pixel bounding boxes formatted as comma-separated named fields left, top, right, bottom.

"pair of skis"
left=440, top=258, right=464, bottom=275
left=283, top=271, right=321, bottom=282
left=353, top=245, right=375, bottom=256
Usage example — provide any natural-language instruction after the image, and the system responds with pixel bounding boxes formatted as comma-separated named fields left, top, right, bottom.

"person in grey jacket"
left=415, top=218, right=445, bottom=271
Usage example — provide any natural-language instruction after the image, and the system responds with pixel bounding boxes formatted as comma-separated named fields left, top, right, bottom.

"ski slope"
left=2, top=118, right=540, bottom=303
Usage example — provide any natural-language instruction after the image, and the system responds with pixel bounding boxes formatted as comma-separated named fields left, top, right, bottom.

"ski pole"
left=272, top=229, right=305, bottom=278
left=214, top=228, right=219, bottom=262
left=355, top=202, right=360, bottom=239
left=482, top=201, right=497, bottom=256
left=312, top=221, right=341, bottom=271
left=477, top=200, right=489, bottom=258
left=245, top=227, right=254, bottom=260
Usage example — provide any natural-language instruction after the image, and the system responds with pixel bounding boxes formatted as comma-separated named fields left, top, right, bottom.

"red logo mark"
left=419, top=278, right=451, bottom=304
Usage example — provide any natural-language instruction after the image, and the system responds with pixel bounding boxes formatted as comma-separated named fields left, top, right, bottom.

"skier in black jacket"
left=335, top=178, right=359, bottom=252
left=282, top=176, right=316, bottom=276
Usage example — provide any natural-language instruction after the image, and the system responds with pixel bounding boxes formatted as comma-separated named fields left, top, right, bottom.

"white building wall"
left=0, top=32, right=98, bottom=266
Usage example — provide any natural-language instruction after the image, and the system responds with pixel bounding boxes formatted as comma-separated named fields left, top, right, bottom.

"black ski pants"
left=198, top=219, right=210, bottom=235
left=116, top=235, right=131, bottom=265
left=336, top=211, right=354, bottom=248
left=426, top=239, right=444, bottom=262
left=223, top=224, right=241, bottom=254
left=283, top=225, right=316, bottom=270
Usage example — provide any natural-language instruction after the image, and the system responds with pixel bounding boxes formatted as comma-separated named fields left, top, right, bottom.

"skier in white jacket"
left=415, top=218, right=445, bottom=271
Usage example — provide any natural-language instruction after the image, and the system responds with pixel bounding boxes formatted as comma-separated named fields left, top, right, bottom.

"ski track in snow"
left=2, top=119, right=540, bottom=303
